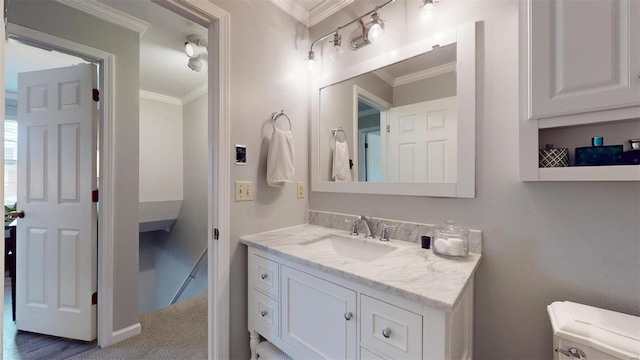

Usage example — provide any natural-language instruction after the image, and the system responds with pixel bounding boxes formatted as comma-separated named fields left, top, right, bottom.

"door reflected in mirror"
left=320, top=43, right=457, bottom=183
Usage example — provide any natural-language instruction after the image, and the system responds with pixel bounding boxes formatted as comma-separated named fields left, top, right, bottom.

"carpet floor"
left=68, top=294, right=207, bottom=360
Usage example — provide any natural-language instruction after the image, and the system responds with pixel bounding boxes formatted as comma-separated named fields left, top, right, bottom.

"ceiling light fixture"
left=185, top=35, right=207, bottom=72
left=188, top=57, right=203, bottom=72
left=184, top=35, right=207, bottom=59
left=304, top=0, right=395, bottom=64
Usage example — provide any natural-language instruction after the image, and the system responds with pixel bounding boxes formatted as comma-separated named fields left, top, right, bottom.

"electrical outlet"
left=297, top=182, right=305, bottom=198
left=235, top=181, right=254, bottom=201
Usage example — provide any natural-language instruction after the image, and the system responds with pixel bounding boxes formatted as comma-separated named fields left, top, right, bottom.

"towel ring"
left=331, top=127, right=347, bottom=143
left=271, top=110, right=292, bottom=131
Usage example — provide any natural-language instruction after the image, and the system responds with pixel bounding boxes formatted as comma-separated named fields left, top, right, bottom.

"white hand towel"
left=332, top=140, right=352, bottom=182
left=267, top=127, right=295, bottom=187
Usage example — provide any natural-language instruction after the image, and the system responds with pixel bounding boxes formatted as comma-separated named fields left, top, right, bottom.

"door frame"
left=0, top=0, right=231, bottom=358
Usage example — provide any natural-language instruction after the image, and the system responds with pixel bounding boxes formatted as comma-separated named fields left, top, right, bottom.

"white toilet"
left=548, top=301, right=640, bottom=360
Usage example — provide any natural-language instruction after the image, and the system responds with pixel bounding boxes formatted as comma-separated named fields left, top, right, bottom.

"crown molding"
left=139, top=90, right=182, bottom=106
left=270, top=0, right=353, bottom=27
left=374, top=61, right=456, bottom=87
left=56, top=0, right=150, bottom=36
left=308, top=0, right=353, bottom=27
left=393, top=62, right=456, bottom=87
left=181, top=84, right=208, bottom=105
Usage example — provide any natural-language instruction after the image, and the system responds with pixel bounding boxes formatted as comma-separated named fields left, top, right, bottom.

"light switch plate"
left=297, top=182, right=305, bottom=198
left=235, top=181, right=253, bottom=201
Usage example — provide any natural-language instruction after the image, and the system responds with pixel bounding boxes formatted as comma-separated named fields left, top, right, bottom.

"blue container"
left=575, top=145, right=623, bottom=166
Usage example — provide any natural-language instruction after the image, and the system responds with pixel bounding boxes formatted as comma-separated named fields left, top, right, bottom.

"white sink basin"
left=301, top=236, right=397, bottom=262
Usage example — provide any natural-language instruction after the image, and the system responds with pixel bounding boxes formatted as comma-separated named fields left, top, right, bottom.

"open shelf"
left=538, top=165, right=640, bottom=182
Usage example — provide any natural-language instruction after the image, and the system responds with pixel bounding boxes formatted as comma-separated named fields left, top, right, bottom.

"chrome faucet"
left=379, top=225, right=397, bottom=242
left=357, top=215, right=376, bottom=239
left=344, top=219, right=359, bottom=236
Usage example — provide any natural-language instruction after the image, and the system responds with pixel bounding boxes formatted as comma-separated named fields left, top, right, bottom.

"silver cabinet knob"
left=344, top=312, right=353, bottom=321
left=382, top=327, right=391, bottom=338
left=556, top=347, right=586, bottom=359
left=260, top=273, right=268, bottom=280
left=260, top=310, right=268, bottom=317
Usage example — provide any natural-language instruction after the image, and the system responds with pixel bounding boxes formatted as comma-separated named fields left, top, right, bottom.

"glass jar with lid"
left=433, top=220, right=470, bottom=257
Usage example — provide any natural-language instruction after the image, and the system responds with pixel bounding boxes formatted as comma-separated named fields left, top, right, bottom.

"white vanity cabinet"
left=247, top=247, right=474, bottom=360
left=519, top=0, right=640, bottom=182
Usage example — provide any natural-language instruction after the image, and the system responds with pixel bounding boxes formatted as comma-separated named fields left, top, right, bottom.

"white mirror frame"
left=311, top=21, right=477, bottom=198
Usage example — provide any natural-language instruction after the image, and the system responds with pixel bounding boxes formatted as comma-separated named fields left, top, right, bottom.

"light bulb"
left=330, top=44, right=343, bottom=60
left=420, top=1, right=434, bottom=20
left=305, top=50, right=316, bottom=70
left=367, top=23, right=384, bottom=43
left=185, top=42, right=196, bottom=57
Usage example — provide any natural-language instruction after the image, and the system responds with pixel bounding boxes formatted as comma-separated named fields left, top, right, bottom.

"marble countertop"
left=240, top=224, right=481, bottom=312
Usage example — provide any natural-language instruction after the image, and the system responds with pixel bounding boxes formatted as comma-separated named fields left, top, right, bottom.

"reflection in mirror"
left=320, top=44, right=457, bottom=183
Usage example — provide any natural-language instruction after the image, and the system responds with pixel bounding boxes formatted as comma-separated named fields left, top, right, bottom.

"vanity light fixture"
left=304, top=0, right=395, bottom=64
left=419, top=0, right=437, bottom=20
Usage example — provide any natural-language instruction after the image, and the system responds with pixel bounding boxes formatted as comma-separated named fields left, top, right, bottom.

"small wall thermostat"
left=235, top=144, right=247, bottom=165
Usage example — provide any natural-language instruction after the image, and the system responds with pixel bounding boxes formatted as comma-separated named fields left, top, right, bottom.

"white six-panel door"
left=387, top=96, right=458, bottom=183
left=16, top=64, right=97, bottom=341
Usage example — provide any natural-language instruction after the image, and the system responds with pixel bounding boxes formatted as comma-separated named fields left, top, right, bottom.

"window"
left=5, top=118, right=18, bottom=206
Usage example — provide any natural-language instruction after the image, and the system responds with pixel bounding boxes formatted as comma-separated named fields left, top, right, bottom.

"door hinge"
left=92, top=89, right=100, bottom=102
left=92, top=292, right=97, bottom=305
left=386, top=124, right=390, bottom=132
left=214, top=228, right=219, bottom=240
left=92, top=189, right=99, bottom=203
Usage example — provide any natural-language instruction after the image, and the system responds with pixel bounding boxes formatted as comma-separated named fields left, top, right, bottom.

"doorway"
left=0, top=0, right=231, bottom=358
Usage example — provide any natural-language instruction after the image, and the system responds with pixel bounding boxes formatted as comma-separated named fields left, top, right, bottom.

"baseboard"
left=110, top=322, right=141, bottom=345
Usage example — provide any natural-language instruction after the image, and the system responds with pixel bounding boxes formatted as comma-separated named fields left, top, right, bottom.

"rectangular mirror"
left=311, top=22, right=477, bottom=198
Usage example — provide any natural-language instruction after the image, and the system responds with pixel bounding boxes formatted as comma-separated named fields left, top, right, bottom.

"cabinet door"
left=281, top=266, right=357, bottom=359
left=530, top=0, right=640, bottom=119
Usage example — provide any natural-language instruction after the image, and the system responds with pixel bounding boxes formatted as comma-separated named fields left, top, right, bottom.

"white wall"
left=152, top=93, right=208, bottom=308
left=139, top=97, right=183, bottom=202
left=9, top=0, right=141, bottom=332
left=310, top=2, right=640, bottom=359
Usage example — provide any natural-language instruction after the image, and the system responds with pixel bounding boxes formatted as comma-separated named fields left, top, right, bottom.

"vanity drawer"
left=252, top=290, right=279, bottom=338
left=251, top=254, right=279, bottom=298
left=361, top=295, right=422, bottom=359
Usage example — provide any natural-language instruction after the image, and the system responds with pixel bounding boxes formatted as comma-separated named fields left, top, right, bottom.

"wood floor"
left=3, top=277, right=97, bottom=360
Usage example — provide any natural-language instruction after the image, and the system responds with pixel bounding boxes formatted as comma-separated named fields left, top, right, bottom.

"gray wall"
left=8, top=1, right=140, bottom=331
left=320, top=72, right=392, bottom=180
left=209, top=1, right=311, bottom=358
left=393, top=72, right=456, bottom=107
left=310, top=2, right=640, bottom=359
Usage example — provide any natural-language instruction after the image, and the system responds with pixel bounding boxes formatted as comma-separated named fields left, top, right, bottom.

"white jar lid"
left=547, top=301, right=640, bottom=359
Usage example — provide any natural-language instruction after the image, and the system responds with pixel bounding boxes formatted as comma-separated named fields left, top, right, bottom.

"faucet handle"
left=345, top=219, right=359, bottom=236
left=379, top=225, right=397, bottom=242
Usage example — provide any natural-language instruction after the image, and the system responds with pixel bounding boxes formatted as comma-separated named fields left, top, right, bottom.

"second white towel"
left=332, top=140, right=351, bottom=182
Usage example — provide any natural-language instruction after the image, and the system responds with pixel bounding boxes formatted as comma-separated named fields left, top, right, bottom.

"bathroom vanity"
left=241, top=224, right=481, bottom=360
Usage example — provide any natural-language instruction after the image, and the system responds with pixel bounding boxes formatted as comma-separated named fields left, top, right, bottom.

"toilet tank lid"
left=548, top=301, right=640, bottom=359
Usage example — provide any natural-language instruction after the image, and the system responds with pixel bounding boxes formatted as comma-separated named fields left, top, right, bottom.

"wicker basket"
left=539, top=145, right=569, bottom=168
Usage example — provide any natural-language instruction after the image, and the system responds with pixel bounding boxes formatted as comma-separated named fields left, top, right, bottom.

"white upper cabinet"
left=528, top=0, right=640, bottom=120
